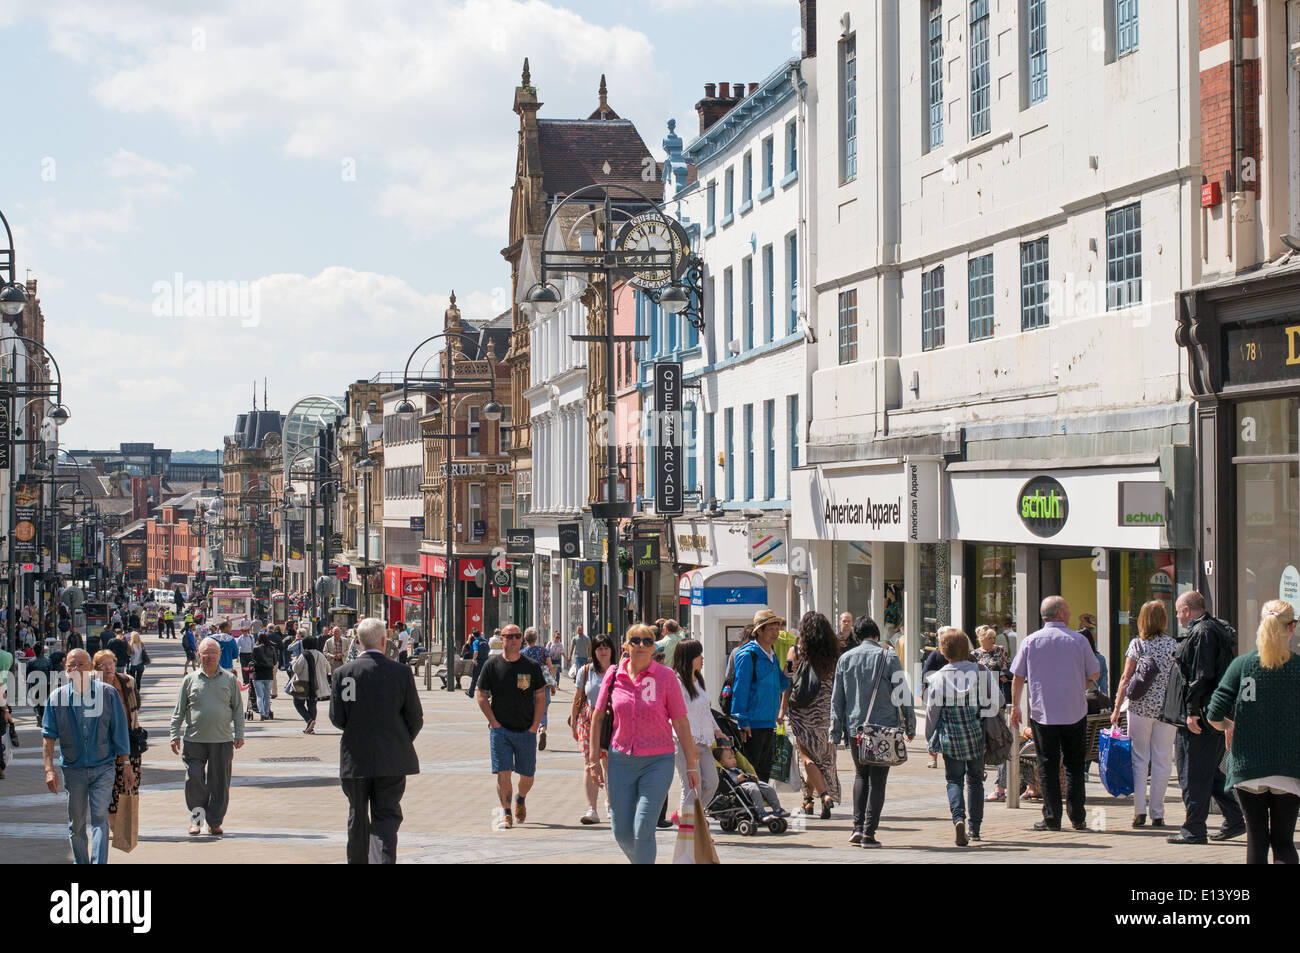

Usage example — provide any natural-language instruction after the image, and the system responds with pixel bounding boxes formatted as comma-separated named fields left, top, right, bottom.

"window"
left=838, top=289, right=858, bottom=364
left=921, top=266, right=946, bottom=351
left=968, top=253, right=994, bottom=341
left=764, top=400, right=775, bottom=500
left=927, top=1, right=944, bottom=150
left=744, top=404, right=754, bottom=500
left=762, top=244, right=774, bottom=343
left=761, top=136, right=774, bottom=193
left=499, top=484, right=515, bottom=538
left=842, top=35, right=858, bottom=181
left=1106, top=203, right=1142, bottom=310
left=468, top=406, right=480, bottom=456
left=705, top=411, right=715, bottom=501
left=707, top=181, right=716, bottom=231
left=742, top=151, right=753, bottom=208
left=724, top=408, right=735, bottom=500
left=787, top=232, right=799, bottom=334
left=1020, top=236, right=1050, bottom=330
left=1117, top=0, right=1138, bottom=56
left=788, top=394, right=799, bottom=471
left=724, top=167, right=734, bottom=219
left=723, top=267, right=734, bottom=350
left=467, top=483, right=482, bottom=536
left=785, top=118, right=798, bottom=176
left=499, top=403, right=513, bottom=452
left=969, top=0, right=990, bottom=138
left=1027, top=0, right=1047, bottom=104
left=685, top=406, right=697, bottom=493
left=743, top=256, right=754, bottom=350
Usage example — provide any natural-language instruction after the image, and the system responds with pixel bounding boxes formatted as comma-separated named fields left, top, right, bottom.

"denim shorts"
left=490, top=726, right=537, bottom=776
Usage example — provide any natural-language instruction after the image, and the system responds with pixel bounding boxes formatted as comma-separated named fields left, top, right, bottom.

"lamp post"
left=524, top=183, right=695, bottom=642
left=394, top=326, right=502, bottom=691
left=354, top=455, right=375, bottom=617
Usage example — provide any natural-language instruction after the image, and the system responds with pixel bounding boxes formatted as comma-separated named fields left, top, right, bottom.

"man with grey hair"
left=1009, top=596, right=1099, bottom=833
left=330, top=617, right=423, bottom=863
left=170, top=636, right=245, bottom=836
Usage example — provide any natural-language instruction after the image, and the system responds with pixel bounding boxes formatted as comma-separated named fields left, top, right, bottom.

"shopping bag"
left=1098, top=727, right=1134, bottom=797
left=671, top=794, right=721, bottom=864
left=110, top=793, right=139, bottom=853
left=769, top=724, right=794, bottom=785
left=692, top=793, right=720, bottom=864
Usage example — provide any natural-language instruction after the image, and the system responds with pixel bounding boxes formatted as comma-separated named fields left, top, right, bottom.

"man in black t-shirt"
left=475, top=623, right=545, bottom=829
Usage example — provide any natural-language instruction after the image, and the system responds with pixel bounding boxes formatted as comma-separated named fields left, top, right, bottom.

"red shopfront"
left=420, top=554, right=486, bottom=646
left=383, top=565, right=427, bottom=627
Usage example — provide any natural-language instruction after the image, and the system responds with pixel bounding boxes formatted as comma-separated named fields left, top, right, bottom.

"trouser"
left=253, top=679, right=272, bottom=717
left=848, top=745, right=890, bottom=835
left=466, top=659, right=486, bottom=696
left=1127, top=711, right=1176, bottom=819
left=539, top=687, right=550, bottom=729
left=572, top=656, right=587, bottom=679
left=1237, top=788, right=1300, bottom=865
left=742, top=727, right=776, bottom=783
left=167, top=620, right=175, bottom=636
left=1175, top=724, right=1243, bottom=839
left=943, top=754, right=985, bottom=832
left=294, top=696, right=318, bottom=725
left=675, top=742, right=719, bottom=820
left=738, top=780, right=782, bottom=814
left=1030, top=716, right=1087, bottom=828
left=63, top=762, right=115, bottom=864
left=182, top=740, right=234, bottom=828
left=127, top=664, right=144, bottom=689
left=606, top=749, right=675, bottom=865
left=157, top=621, right=165, bottom=636
left=341, top=776, right=406, bottom=864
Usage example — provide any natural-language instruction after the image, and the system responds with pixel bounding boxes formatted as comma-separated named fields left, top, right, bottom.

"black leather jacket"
left=1160, top=614, right=1235, bottom=727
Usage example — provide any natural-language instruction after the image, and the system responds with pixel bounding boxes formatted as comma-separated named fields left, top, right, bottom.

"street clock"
left=615, top=213, right=690, bottom=290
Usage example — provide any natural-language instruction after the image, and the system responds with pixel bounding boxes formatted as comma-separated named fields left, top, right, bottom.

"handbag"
left=769, top=724, right=794, bottom=784
left=789, top=661, right=820, bottom=710
left=129, top=726, right=149, bottom=758
left=598, top=666, right=616, bottom=750
left=854, top=655, right=909, bottom=767
left=982, top=710, right=1013, bottom=764
left=109, top=792, right=139, bottom=853
left=1126, top=642, right=1159, bottom=701
left=140, top=646, right=151, bottom=666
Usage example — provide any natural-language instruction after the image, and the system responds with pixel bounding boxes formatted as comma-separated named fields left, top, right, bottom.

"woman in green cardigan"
left=1207, top=599, right=1300, bottom=865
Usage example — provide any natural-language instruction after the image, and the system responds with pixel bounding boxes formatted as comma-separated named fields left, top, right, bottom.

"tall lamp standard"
left=394, top=325, right=502, bottom=691
left=524, top=183, right=695, bottom=641
left=355, top=455, right=375, bottom=617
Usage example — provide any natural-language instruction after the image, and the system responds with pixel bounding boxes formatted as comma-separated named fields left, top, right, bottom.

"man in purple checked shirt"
left=1009, top=595, right=1100, bottom=833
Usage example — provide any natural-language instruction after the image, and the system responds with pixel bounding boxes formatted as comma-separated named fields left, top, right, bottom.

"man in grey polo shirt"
left=1009, top=596, right=1099, bottom=833
left=170, top=637, right=245, bottom=836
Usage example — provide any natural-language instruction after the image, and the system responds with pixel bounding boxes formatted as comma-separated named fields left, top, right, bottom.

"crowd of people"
left=8, top=577, right=1298, bottom=867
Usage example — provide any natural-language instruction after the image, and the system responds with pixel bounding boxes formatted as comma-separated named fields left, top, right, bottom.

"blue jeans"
left=63, top=762, right=116, bottom=864
left=540, top=687, right=551, bottom=729
left=943, top=754, right=985, bottom=832
left=606, top=749, right=675, bottom=865
left=253, top=680, right=272, bottom=717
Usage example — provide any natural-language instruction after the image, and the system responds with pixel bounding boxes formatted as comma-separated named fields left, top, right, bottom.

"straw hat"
left=751, top=608, right=785, bottom=631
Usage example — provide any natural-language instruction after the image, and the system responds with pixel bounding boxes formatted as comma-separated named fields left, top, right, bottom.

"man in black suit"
left=329, top=617, right=423, bottom=864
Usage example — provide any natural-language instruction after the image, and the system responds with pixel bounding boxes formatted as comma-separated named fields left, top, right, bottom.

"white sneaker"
left=580, top=809, right=599, bottom=825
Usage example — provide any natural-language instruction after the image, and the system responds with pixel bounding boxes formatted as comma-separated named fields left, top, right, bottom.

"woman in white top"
left=1111, top=600, right=1178, bottom=828
left=671, top=639, right=726, bottom=824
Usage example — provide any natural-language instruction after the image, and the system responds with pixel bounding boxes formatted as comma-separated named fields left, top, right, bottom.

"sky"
left=0, top=0, right=798, bottom=451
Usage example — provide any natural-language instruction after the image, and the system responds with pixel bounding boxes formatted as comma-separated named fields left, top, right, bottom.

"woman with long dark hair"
left=290, top=631, right=331, bottom=734
left=671, top=638, right=726, bottom=825
left=568, top=633, right=616, bottom=825
left=785, top=611, right=841, bottom=818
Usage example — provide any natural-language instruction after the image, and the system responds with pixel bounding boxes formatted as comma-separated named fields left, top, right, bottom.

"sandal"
left=802, top=796, right=815, bottom=816
left=985, top=792, right=1006, bottom=802
left=820, top=794, right=833, bottom=820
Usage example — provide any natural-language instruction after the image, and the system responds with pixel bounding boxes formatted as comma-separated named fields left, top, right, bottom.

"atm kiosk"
left=688, top=566, right=768, bottom=691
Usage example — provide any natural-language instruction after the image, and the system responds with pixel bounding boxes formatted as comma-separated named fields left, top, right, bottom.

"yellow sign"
left=1287, top=325, right=1300, bottom=366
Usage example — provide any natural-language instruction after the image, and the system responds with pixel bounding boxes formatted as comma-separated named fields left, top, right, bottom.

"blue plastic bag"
left=1098, top=727, right=1134, bottom=797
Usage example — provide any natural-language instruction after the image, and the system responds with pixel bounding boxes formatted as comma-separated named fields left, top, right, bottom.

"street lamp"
left=0, top=208, right=25, bottom=317
left=395, top=322, right=504, bottom=691
left=355, top=454, right=375, bottom=617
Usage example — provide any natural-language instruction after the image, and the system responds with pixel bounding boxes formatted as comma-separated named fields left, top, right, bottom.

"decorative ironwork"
left=646, top=254, right=704, bottom=332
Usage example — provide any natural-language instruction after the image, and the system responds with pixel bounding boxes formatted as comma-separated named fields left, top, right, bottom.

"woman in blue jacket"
left=730, top=609, right=791, bottom=782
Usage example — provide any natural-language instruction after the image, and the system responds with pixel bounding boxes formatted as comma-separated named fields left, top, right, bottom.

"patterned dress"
left=108, top=673, right=141, bottom=815
left=788, top=674, right=841, bottom=803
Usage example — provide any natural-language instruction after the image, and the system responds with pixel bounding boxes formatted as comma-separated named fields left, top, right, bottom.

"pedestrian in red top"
left=589, top=623, right=699, bottom=864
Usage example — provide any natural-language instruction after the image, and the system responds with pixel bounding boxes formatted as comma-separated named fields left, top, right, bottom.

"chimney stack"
left=718, top=82, right=730, bottom=98
left=704, top=83, right=716, bottom=98
left=695, top=81, right=746, bottom=136
left=800, top=0, right=817, bottom=58
left=748, top=82, right=758, bottom=96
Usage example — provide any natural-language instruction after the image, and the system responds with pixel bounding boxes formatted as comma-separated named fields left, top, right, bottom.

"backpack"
left=789, top=661, right=821, bottom=710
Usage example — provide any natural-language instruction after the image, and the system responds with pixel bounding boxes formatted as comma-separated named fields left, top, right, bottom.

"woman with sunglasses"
left=569, top=633, right=617, bottom=825
left=589, top=623, right=699, bottom=864
left=92, top=649, right=143, bottom=840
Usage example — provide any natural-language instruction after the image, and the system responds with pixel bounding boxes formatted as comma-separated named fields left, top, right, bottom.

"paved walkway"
left=2, top=636, right=1246, bottom=863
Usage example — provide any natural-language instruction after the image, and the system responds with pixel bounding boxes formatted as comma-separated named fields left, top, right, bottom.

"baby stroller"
left=705, top=709, right=790, bottom=836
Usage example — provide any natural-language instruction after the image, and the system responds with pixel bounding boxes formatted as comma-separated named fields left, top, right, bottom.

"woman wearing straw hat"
left=730, top=608, right=792, bottom=782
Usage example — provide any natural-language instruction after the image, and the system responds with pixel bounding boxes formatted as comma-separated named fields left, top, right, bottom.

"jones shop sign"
left=1017, top=476, right=1069, bottom=538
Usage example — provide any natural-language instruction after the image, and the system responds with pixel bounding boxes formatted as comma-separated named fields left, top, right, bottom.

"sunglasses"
left=627, top=636, right=656, bottom=647
left=502, top=633, right=523, bottom=640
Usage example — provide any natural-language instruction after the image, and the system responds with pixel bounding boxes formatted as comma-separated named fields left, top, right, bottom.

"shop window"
left=1114, top=550, right=1177, bottom=666
left=972, top=544, right=1017, bottom=633
left=918, top=542, right=951, bottom=663
left=833, top=541, right=873, bottom=621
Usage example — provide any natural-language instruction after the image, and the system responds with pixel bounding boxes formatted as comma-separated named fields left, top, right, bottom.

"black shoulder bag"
left=598, top=666, right=616, bottom=750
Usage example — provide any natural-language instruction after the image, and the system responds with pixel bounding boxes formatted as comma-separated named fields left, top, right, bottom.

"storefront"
left=948, top=464, right=1189, bottom=692
left=1179, top=264, right=1300, bottom=645
left=419, top=553, right=486, bottom=646
left=382, top=564, right=424, bottom=629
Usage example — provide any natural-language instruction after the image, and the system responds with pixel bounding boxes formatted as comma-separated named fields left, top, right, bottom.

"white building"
left=793, top=0, right=1199, bottom=690
left=660, top=58, right=818, bottom=633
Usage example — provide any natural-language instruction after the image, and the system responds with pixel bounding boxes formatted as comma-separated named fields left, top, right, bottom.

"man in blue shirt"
left=731, top=608, right=791, bottom=782
left=212, top=621, right=241, bottom=670
left=41, top=649, right=132, bottom=864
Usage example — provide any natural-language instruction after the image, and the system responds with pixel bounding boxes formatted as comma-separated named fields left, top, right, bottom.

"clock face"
left=615, top=213, right=690, bottom=290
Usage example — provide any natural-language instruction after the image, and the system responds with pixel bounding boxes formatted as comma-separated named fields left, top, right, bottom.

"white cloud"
left=50, top=266, right=506, bottom=448
left=102, top=148, right=193, bottom=181
left=32, top=0, right=669, bottom=237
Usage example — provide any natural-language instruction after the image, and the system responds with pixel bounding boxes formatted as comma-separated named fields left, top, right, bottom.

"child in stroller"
left=707, top=740, right=791, bottom=835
